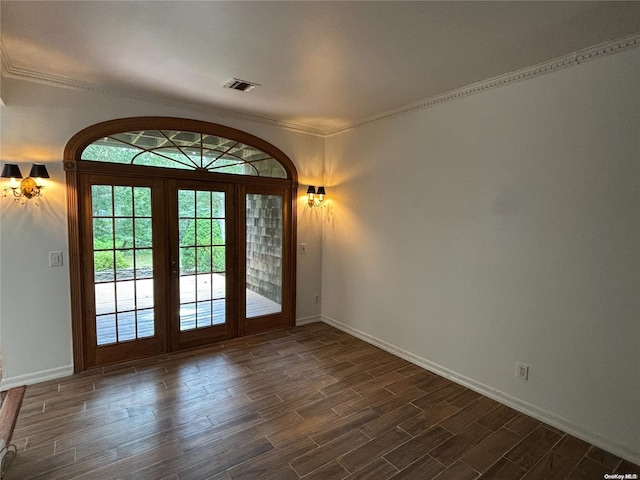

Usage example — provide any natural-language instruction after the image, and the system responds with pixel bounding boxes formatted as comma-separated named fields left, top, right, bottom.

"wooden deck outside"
left=95, top=273, right=280, bottom=345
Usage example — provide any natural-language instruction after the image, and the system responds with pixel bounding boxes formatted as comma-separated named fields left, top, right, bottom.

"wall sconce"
left=1, top=163, right=50, bottom=203
left=306, top=185, right=326, bottom=208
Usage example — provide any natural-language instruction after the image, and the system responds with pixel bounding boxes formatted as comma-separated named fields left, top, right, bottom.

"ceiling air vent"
left=224, top=78, right=260, bottom=93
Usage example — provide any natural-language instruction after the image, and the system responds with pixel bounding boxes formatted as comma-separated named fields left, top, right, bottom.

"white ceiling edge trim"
left=326, top=32, right=640, bottom=137
left=2, top=33, right=640, bottom=138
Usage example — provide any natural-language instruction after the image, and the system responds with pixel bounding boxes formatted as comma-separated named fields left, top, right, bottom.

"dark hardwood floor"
left=5, top=323, right=639, bottom=479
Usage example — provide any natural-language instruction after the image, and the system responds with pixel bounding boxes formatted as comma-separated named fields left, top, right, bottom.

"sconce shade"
left=306, top=185, right=316, bottom=195
left=1, top=163, right=23, bottom=179
left=316, top=186, right=326, bottom=196
left=29, top=164, right=50, bottom=178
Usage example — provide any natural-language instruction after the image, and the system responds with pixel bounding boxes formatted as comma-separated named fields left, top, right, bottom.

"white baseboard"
left=320, top=314, right=640, bottom=465
left=0, top=365, right=74, bottom=391
left=296, top=315, right=321, bottom=326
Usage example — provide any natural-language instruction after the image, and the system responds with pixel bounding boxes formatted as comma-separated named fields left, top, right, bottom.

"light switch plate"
left=49, top=251, right=63, bottom=267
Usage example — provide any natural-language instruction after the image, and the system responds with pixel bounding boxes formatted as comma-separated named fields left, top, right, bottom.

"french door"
left=80, top=173, right=291, bottom=368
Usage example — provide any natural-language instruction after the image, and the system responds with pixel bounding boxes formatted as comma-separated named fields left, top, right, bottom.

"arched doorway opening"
left=65, top=117, right=298, bottom=371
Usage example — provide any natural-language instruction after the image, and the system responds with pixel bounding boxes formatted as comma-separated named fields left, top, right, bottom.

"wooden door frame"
left=65, top=117, right=298, bottom=372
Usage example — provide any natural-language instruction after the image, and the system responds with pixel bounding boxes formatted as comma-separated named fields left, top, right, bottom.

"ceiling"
left=2, top=1, right=640, bottom=135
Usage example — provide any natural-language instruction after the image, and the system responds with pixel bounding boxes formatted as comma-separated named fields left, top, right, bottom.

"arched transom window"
left=82, top=130, right=288, bottom=178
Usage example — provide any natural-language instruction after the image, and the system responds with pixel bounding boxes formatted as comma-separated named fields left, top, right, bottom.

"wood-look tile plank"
left=388, top=454, right=446, bottom=480
left=301, top=460, right=349, bottom=480
left=227, top=434, right=316, bottom=480
left=310, top=408, right=380, bottom=446
left=432, top=461, right=479, bottom=480
left=586, top=445, right=623, bottom=470
left=615, top=460, right=640, bottom=475
left=503, top=413, right=540, bottom=437
left=504, top=425, right=563, bottom=470
left=460, top=427, right=522, bottom=472
left=565, top=457, right=610, bottom=480
left=477, top=457, right=526, bottom=480
left=476, top=404, right=519, bottom=431
left=338, top=427, right=411, bottom=474
left=397, top=402, right=460, bottom=436
left=428, top=422, right=492, bottom=467
left=551, top=434, right=590, bottom=463
left=384, top=425, right=452, bottom=470
left=438, top=397, right=499, bottom=434
left=290, top=430, right=370, bottom=477
left=520, top=451, right=576, bottom=480
left=360, top=403, right=423, bottom=438
left=412, top=383, right=465, bottom=409
left=344, top=457, right=398, bottom=480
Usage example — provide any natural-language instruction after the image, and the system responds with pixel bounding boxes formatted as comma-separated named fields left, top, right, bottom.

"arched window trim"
left=64, top=117, right=299, bottom=184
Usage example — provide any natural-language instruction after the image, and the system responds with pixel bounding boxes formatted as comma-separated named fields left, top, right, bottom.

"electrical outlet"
left=516, top=363, right=529, bottom=381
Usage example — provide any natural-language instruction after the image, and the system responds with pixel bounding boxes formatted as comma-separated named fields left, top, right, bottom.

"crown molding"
left=325, top=32, right=640, bottom=136
left=3, top=33, right=640, bottom=138
left=0, top=43, right=326, bottom=137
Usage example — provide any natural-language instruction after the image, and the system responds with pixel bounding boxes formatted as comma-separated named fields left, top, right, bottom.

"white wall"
left=323, top=48, right=640, bottom=462
left=0, top=78, right=324, bottom=388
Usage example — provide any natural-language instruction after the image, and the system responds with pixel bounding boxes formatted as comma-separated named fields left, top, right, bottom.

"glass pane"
left=134, top=187, right=151, bottom=217
left=96, top=314, right=117, bottom=345
left=212, top=298, right=226, bottom=325
left=178, top=188, right=226, bottom=330
left=95, top=283, right=116, bottom=315
left=94, top=250, right=115, bottom=282
left=136, top=279, right=154, bottom=309
left=212, top=191, right=225, bottom=218
left=115, top=249, right=134, bottom=281
left=117, top=311, right=136, bottom=342
left=196, top=191, right=211, bottom=218
left=180, top=247, right=196, bottom=275
left=135, top=219, right=153, bottom=248
left=197, top=274, right=212, bottom=301
left=114, top=218, right=133, bottom=250
left=212, top=274, right=226, bottom=299
left=135, top=249, right=153, bottom=278
left=93, top=218, right=114, bottom=250
left=83, top=130, right=289, bottom=179
left=246, top=193, right=283, bottom=318
left=196, top=301, right=212, bottom=328
left=212, top=246, right=225, bottom=272
left=248, top=159, right=287, bottom=178
left=212, top=219, right=225, bottom=245
left=178, top=190, right=195, bottom=217
left=83, top=144, right=135, bottom=164
left=180, top=275, right=196, bottom=304
left=197, top=247, right=211, bottom=273
left=137, top=309, right=155, bottom=338
left=91, top=185, right=113, bottom=216
left=113, top=186, right=133, bottom=216
left=179, top=219, right=192, bottom=247
left=195, top=219, right=211, bottom=246
left=116, top=280, right=135, bottom=312
left=180, top=303, right=196, bottom=331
